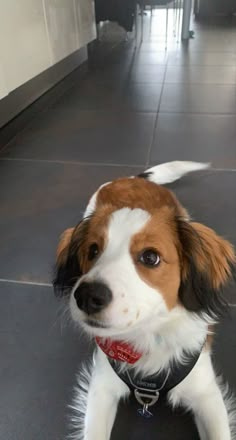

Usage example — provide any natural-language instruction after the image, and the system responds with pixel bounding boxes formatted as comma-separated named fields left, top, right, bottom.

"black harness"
left=108, top=348, right=203, bottom=418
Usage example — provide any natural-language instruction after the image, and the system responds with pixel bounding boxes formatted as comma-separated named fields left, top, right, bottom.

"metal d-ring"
left=134, top=389, right=160, bottom=407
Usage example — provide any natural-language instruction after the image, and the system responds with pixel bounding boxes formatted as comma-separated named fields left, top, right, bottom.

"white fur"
left=70, top=350, right=129, bottom=440
left=83, top=182, right=111, bottom=218
left=145, top=161, right=210, bottom=184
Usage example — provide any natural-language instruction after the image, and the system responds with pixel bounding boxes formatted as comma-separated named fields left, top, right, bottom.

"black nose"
left=74, top=281, right=112, bottom=315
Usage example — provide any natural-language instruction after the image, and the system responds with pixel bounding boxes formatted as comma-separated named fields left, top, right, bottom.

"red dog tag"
left=95, top=337, right=142, bottom=364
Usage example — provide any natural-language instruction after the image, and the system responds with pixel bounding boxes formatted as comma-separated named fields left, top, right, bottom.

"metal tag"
left=137, top=404, right=153, bottom=418
left=134, top=389, right=159, bottom=419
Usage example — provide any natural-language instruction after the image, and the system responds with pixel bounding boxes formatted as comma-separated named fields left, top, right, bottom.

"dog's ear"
left=56, top=228, right=75, bottom=262
left=53, top=227, right=81, bottom=297
left=177, top=219, right=235, bottom=317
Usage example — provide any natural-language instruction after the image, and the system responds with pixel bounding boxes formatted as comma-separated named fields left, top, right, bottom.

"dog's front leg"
left=82, top=349, right=129, bottom=440
left=168, top=351, right=233, bottom=440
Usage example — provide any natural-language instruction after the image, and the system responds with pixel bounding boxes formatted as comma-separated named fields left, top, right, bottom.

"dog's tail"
left=139, top=161, right=210, bottom=185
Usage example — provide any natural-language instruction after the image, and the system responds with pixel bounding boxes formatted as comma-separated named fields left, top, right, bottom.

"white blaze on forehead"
left=107, top=208, right=150, bottom=252
left=82, top=207, right=167, bottom=332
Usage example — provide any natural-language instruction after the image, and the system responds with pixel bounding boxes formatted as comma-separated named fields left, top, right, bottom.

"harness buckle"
left=134, top=389, right=160, bottom=418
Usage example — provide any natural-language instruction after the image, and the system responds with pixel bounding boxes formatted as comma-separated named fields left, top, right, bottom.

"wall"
left=196, top=0, right=236, bottom=17
left=0, top=0, right=96, bottom=99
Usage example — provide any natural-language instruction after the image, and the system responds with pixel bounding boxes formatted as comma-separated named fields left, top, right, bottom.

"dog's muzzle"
left=74, top=281, right=112, bottom=315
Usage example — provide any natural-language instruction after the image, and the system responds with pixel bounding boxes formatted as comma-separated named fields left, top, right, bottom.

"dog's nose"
left=74, top=281, right=112, bottom=315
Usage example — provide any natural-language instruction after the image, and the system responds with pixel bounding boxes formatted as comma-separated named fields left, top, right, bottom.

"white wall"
left=0, top=0, right=96, bottom=98
left=0, top=65, right=8, bottom=99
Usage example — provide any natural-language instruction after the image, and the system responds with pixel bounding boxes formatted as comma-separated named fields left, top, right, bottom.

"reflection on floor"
left=0, top=10, right=236, bottom=440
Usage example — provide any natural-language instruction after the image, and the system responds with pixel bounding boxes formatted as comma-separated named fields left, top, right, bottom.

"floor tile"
left=136, top=40, right=177, bottom=51
left=1, top=110, right=155, bottom=163
left=168, top=50, right=236, bottom=66
left=92, top=44, right=137, bottom=66
left=129, top=64, right=166, bottom=83
left=120, top=83, right=162, bottom=112
left=0, top=160, right=142, bottom=282
left=47, top=76, right=161, bottom=113
left=188, top=40, right=236, bottom=53
left=60, top=80, right=162, bottom=114
left=87, top=61, right=166, bottom=83
left=182, top=30, right=236, bottom=52
left=0, top=282, right=92, bottom=440
left=131, top=50, right=168, bottom=65
left=99, top=43, right=169, bottom=66
left=167, top=170, right=236, bottom=240
left=87, top=62, right=130, bottom=83
left=165, top=65, right=236, bottom=84
left=51, top=79, right=123, bottom=111
left=160, top=84, right=236, bottom=114
left=149, top=113, right=236, bottom=168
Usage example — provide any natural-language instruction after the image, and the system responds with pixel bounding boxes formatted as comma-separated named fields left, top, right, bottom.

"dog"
left=54, top=161, right=236, bottom=440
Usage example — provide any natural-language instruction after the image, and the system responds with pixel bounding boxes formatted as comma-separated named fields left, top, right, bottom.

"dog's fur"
left=54, top=161, right=236, bottom=440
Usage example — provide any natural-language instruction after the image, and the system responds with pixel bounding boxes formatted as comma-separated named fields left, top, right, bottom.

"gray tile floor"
left=0, top=10, right=236, bottom=440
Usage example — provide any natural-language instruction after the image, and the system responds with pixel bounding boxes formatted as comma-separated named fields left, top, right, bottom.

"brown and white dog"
left=54, top=161, right=236, bottom=440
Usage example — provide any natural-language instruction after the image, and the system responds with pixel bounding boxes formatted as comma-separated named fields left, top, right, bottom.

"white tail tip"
left=142, top=161, right=210, bottom=185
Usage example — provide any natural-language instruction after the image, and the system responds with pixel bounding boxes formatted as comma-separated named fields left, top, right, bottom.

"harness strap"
left=107, top=347, right=203, bottom=417
left=108, top=348, right=202, bottom=394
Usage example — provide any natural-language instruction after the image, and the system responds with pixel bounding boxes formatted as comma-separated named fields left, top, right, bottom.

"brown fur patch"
left=97, top=177, right=187, bottom=217
left=56, top=228, right=74, bottom=263
left=74, top=178, right=187, bottom=279
left=130, top=207, right=181, bottom=309
left=56, top=178, right=187, bottom=281
left=77, top=208, right=111, bottom=274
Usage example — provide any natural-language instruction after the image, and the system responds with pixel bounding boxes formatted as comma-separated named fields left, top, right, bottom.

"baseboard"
left=0, top=46, right=88, bottom=144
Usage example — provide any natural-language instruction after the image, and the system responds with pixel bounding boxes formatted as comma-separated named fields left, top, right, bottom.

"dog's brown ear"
left=53, top=227, right=81, bottom=297
left=56, top=228, right=75, bottom=263
left=177, top=220, right=235, bottom=317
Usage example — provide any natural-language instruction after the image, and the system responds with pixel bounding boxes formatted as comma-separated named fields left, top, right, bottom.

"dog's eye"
left=88, top=243, right=99, bottom=261
left=139, top=249, right=160, bottom=267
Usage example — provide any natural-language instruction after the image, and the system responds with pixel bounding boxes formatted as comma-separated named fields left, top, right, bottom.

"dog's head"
left=54, top=176, right=235, bottom=337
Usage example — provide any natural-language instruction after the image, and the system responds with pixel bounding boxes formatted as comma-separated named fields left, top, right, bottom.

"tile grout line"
left=144, top=56, right=169, bottom=168
left=0, top=157, right=144, bottom=169
left=153, top=110, right=236, bottom=115
left=0, top=278, right=52, bottom=287
left=210, top=168, right=236, bottom=172
left=158, top=110, right=236, bottom=115
left=164, top=82, right=236, bottom=86
left=0, top=157, right=236, bottom=171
